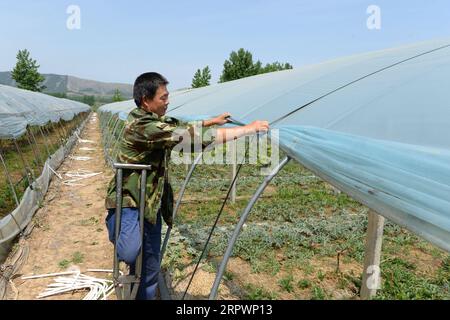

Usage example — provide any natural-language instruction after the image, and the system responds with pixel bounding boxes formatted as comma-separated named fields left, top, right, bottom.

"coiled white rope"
left=63, top=170, right=102, bottom=186
left=22, top=269, right=119, bottom=300
left=75, top=132, right=95, bottom=144
left=69, top=156, right=92, bottom=161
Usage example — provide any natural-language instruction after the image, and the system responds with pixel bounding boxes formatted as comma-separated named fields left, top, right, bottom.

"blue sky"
left=0, top=0, right=449, bottom=89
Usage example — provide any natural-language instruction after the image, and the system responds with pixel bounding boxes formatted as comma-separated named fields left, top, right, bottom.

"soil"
left=11, top=114, right=115, bottom=300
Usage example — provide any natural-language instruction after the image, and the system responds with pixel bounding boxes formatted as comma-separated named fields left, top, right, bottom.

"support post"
left=360, top=210, right=385, bottom=299
left=230, top=139, right=237, bottom=203
left=209, top=156, right=291, bottom=300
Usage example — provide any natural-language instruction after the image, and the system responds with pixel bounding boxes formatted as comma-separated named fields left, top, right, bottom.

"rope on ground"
left=75, top=132, right=95, bottom=144
left=63, top=170, right=102, bottom=186
left=69, top=156, right=92, bottom=161
left=22, top=269, right=117, bottom=300
left=48, top=165, right=63, bottom=180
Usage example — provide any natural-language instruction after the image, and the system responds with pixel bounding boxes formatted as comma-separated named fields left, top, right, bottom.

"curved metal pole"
left=160, top=150, right=205, bottom=261
left=111, top=124, right=126, bottom=161
left=209, top=156, right=291, bottom=300
left=0, top=150, right=19, bottom=206
left=43, top=124, right=58, bottom=154
left=38, top=126, right=51, bottom=158
left=13, top=138, right=34, bottom=186
left=102, top=114, right=116, bottom=145
left=161, top=120, right=246, bottom=260
left=50, top=121, right=64, bottom=145
left=26, top=129, right=43, bottom=169
left=0, top=149, right=25, bottom=232
left=104, top=117, right=120, bottom=162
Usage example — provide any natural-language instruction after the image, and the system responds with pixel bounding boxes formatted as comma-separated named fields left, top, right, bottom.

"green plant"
left=11, top=49, right=45, bottom=91
left=72, top=251, right=84, bottom=264
left=278, top=275, right=294, bottom=293
left=317, top=270, right=325, bottom=281
left=201, top=263, right=216, bottom=273
left=244, top=284, right=277, bottom=300
left=311, top=286, right=326, bottom=300
left=298, top=279, right=311, bottom=289
left=223, top=271, right=234, bottom=281
left=58, top=259, right=70, bottom=269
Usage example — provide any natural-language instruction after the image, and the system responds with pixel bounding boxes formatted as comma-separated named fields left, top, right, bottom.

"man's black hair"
left=133, top=72, right=169, bottom=107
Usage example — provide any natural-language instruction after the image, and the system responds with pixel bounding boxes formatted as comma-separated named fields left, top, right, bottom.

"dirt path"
left=12, top=114, right=115, bottom=300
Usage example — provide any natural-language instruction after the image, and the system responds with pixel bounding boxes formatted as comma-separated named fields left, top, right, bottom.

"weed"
left=311, top=286, right=326, bottom=300
left=80, top=216, right=99, bottom=226
left=72, top=251, right=84, bottom=264
left=298, top=279, right=311, bottom=290
left=58, top=259, right=70, bottom=269
left=201, top=263, right=216, bottom=273
left=244, top=284, right=277, bottom=300
left=223, top=271, right=234, bottom=281
left=279, top=275, right=294, bottom=293
left=317, top=270, right=325, bottom=282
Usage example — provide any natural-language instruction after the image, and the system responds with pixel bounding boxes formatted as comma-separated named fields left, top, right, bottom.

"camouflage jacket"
left=105, top=107, right=216, bottom=226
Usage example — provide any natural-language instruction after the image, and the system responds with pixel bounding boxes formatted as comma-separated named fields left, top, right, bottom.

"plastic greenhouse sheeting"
left=0, top=84, right=90, bottom=139
left=98, top=38, right=450, bottom=252
left=0, top=116, right=89, bottom=262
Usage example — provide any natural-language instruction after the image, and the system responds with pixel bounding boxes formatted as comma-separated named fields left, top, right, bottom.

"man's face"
left=142, top=85, right=169, bottom=116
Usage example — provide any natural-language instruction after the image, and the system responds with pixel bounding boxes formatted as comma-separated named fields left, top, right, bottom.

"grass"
left=57, top=251, right=85, bottom=269
left=244, top=284, right=278, bottom=300
left=72, top=251, right=85, bottom=264
left=164, top=152, right=450, bottom=300
left=298, top=279, right=311, bottom=290
left=311, top=286, right=327, bottom=300
left=58, top=259, right=71, bottom=269
left=278, top=275, right=294, bottom=293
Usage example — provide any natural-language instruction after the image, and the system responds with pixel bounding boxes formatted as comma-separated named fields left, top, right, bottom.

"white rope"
left=69, top=156, right=92, bottom=161
left=62, top=170, right=102, bottom=186
left=75, top=132, right=95, bottom=144
left=22, top=271, right=79, bottom=280
left=22, top=270, right=116, bottom=300
left=48, top=165, right=63, bottom=180
left=79, top=147, right=96, bottom=151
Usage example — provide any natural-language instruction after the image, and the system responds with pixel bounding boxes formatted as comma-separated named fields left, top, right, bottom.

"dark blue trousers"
left=105, top=207, right=162, bottom=300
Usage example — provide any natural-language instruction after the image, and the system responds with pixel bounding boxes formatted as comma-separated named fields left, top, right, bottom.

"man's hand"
left=213, top=112, right=232, bottom=126
left=215, top=120, right=270, bottom=143
left=247, top=120, right=270, bottom=133
left=203, top=113, right=231, bottom=127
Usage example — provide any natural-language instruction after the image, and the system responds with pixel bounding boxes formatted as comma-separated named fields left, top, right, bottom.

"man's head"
left=133, top=72, right=169, bottom=116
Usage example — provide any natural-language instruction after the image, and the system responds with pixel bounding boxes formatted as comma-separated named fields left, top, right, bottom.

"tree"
left=260, top=62, right=293, bottom=74
left=219, top=48, right=293, bottom=83
left=219, top=48, right=261, bottom=83
left=11, top=49, right=46, bottom=92
left=191, top=66, right=212, bottom=88
left=112, top=89, right=123, bottom=102
left=82, top=95, right=96, bottom=106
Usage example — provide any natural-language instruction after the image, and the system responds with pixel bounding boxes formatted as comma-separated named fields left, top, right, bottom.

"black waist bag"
left=161, top=180, right=174, bottom=227
left=160, top=151, right=174, bottom=227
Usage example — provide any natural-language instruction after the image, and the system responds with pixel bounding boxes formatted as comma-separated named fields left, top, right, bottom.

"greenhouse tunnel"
left=100, top=38, right=450, bottom=299
left=0, top=84, right=91, bottom=262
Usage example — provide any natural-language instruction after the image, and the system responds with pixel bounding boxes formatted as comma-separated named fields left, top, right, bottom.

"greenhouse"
left=98, top=38, right=450, bottom=299
left=1, top=38, right=448, bottom=300
left=0, top=85, right=90, bottom=261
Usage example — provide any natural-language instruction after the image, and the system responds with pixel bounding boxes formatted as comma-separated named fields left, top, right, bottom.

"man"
left=105, top=72, right=269, bottom=300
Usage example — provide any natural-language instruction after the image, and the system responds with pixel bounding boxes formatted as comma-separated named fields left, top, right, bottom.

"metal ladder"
left=113, top=163, right=152, bottom=300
